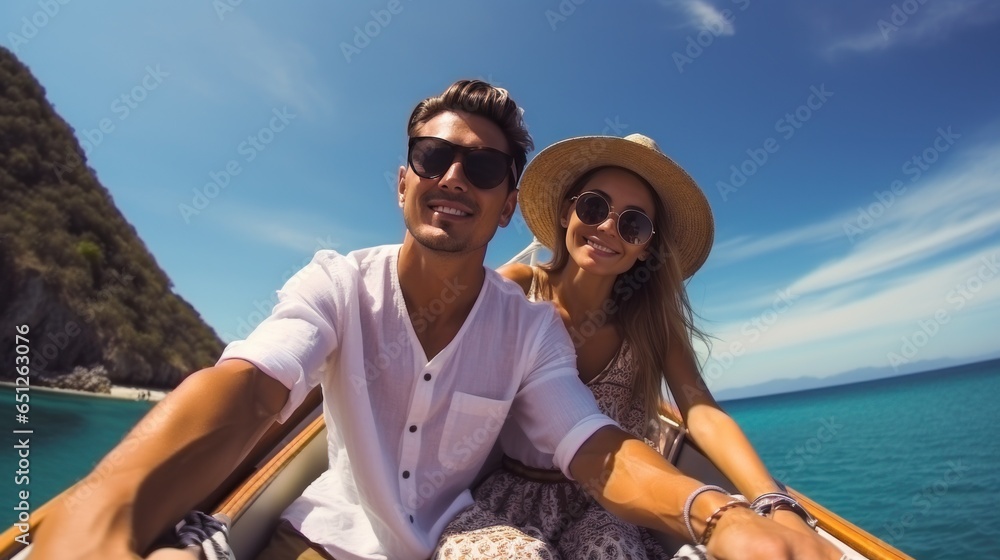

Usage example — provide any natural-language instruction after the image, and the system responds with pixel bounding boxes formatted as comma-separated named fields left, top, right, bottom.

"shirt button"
left=402, top=470, right=410, bottom=479
left=409, top=425, right=417, bottom=433
left=424, top=373, right=432, bottom=381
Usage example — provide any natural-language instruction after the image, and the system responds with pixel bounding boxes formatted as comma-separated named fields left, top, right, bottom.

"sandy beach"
left=0, top=381, right=167, bottom=401
left=109, top=385, right=168, bottom=401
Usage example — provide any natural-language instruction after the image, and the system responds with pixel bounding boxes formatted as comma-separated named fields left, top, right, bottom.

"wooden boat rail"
left=0, top=387, right=323, bottom=560
left=0, top=393, right=913, bottom=559
left=211, top=407, right=913, bottom=559
left=657, top=407, right=913, bottom=560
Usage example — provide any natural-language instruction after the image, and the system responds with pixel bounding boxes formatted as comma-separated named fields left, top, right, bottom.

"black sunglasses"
left=571, top=191, right=655, bottom=245
left=407, top=136, right=515, bottom=190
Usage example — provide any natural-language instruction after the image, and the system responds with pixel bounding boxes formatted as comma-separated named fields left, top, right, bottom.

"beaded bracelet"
left=683, top=485, right=729, bottom=544
left=751, top=492, right=818, bottom=529
left=700, top=500, right=751, bottom=545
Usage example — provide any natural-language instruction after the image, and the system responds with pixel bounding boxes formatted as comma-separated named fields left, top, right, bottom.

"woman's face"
left=562, top=167, right=657, bottom=277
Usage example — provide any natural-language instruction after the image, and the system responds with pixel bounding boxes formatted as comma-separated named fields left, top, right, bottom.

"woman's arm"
left=663, top=336, right=816, bottom=532
left=664, top=334, right=780, bottom=496
left=569, top=427, right=840, bottom=559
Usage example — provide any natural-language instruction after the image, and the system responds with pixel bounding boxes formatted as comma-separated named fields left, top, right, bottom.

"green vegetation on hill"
left=0, top=47, right=222, bottom=389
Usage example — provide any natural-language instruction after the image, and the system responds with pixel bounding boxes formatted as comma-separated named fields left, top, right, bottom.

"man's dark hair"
left=407, top=79, right=534, bottom=188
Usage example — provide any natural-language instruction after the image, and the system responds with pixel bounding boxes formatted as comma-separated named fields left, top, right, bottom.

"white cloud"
left=696, top=140, right=1000, bottom=388
left=793, top=206, right=1000, bottom=295
left=791, top=148, right=1000, bottom=295
left=712, top=141, right=1000, bottom=279
left=179, top=14, right=332, bottom=117
left=826, top=0, right=1000, bottom=55
left=213, top=203, right=348, bottom=254
left=709, top=213, right=850, bottom=266
left=697, top=245, right=1000, bottom=390
left=708, top=133, right=994, bottom=269
left=660, top=0, right=736, bottom=35
left=225, top=20, right=331, bottom=117
left=710, top=247, right=1000, bottom=355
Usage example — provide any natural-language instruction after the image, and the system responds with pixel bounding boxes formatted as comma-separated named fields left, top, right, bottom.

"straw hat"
left=518, top=133, right=714, bottom=279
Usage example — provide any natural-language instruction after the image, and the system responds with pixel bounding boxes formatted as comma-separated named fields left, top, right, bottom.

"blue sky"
left=5, top=0, right=999, bottom=392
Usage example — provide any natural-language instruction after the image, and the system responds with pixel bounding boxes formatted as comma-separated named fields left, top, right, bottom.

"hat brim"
left=518, top=136, right=714, bottom=279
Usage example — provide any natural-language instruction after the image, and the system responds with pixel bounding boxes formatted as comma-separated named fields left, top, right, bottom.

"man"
left=32, top=80, right=840, bottom=560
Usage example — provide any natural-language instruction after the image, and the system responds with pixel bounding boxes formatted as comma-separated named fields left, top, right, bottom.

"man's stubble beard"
left=403, top=212, right=476, bottom=254
left=403, top=190, right=494, bottom=255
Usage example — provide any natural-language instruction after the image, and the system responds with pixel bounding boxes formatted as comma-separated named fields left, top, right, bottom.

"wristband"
left=683, top=485, right=728, bottom=545
left=751, top=492, right=818, bottom=529
left=701, top=500, right=751, bottom=545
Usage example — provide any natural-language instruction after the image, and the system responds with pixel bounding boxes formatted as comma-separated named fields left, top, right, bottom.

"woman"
left=435, top=134, right=825, bottom=559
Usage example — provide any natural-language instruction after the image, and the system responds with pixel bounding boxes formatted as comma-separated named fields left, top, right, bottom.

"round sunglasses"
left=407, top=136, right=516, bottom=190
left=570, top=191, right=655, bottom=245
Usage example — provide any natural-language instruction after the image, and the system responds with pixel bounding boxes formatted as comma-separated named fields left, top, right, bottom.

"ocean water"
left=0, top=388, right=153, bottom=527
left=3, top=360, right=998, bottom=558
left=725, top=359, right=1000, bottom=559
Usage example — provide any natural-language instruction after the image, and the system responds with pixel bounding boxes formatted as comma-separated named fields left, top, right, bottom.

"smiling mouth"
left=431, top=205, right=470, bottom=217
left=585, top=237, right=617, bottom=255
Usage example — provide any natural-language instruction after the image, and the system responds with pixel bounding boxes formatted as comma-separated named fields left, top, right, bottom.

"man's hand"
left=706, top=507, right=844, bottom=560
left=29, top=361, right=288, bottom=560
left=28, top=481, right=139, bottom=560
left=146, top=547, right=201, bottom=559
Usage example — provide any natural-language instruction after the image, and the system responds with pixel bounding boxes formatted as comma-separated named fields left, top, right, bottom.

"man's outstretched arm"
left=569, top=426, right=842, bottom=560
left=31, top=359, right=289, bottom=560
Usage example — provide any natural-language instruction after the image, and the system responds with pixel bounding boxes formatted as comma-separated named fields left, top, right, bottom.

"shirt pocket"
left=438, top=392, right=510, bottom=472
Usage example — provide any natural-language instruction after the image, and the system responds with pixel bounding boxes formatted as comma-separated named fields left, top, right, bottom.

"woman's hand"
left=770, top=507, right=821, bottom=537
left=706, top=508, right=844, bottom=560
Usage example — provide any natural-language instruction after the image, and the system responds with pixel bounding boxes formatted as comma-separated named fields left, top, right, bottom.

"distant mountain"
left=0, top=47, right=223, bottom=391
left=714, top=353, right=1000, bottom=402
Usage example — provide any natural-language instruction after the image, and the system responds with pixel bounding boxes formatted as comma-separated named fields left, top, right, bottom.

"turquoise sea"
left=0, top=388, right=154, bottom=528
left=3, top=359, right=999, bottom=558
left=725, top=359, right=1000, bottom=559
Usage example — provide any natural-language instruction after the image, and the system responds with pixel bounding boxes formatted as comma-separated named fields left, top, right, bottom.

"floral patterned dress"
left=434, top=330, right=674, bottom=559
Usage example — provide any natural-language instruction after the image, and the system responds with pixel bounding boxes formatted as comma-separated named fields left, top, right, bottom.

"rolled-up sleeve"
left=218, top=251, right=344, bottom=422
left=509, top=310, right=618, bottom=479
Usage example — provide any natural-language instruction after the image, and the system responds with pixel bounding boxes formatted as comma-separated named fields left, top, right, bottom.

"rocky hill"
left=0, top=47, right=223, bottom=392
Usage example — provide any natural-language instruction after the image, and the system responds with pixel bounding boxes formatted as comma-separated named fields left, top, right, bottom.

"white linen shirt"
left=218, top=245, right=616, bottom=560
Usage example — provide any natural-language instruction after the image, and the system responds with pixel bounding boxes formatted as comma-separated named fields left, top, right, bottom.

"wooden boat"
left=0, top=246, right=913, bottom=559
left=0, top=389, right=912, bottom=559
left=214, top=407, right=912, bottom=559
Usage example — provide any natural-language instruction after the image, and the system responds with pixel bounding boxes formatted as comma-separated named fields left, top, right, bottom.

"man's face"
left=398, top=110, right=518, bottom=255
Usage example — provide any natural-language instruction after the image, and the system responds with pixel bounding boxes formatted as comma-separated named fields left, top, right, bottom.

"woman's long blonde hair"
left=538, top=166, right=709, bottom=439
